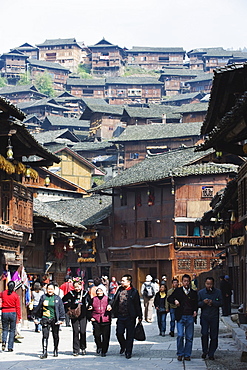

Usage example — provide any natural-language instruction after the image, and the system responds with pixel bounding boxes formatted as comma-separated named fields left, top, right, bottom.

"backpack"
left=143, top=283, right=154, bottom=298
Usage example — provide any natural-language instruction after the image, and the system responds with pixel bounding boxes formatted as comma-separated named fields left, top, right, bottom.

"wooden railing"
left=174, top=236, right=216, bottom=249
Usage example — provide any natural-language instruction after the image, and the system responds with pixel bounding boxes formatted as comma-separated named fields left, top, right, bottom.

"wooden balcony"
left=174, top=236, right=216, bottom=249
left=1, top=180, right=33, bottom=233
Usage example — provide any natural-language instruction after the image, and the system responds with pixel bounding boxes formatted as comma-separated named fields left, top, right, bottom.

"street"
left=1, top=311, right=245, bottom=370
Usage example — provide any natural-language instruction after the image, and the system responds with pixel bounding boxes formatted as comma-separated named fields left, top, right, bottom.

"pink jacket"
left=91, top=296, right=110, bottom=323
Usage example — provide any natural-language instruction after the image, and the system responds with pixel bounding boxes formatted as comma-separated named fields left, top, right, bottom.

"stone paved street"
left=1, top=311, right=245, bottom=370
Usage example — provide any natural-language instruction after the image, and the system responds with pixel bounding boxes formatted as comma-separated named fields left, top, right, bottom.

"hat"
left=146, top=275, right=152, bottom=282
left=224, top=275, right=230, bottom=280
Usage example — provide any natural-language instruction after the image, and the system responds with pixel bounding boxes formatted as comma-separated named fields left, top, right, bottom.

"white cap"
left=146, top=275, right=153, bottom=282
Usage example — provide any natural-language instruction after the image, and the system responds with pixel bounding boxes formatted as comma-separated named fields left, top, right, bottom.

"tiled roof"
left=127, top=46, right=185, bottom=54
left=162, top=92, right=205, bottom=104
left=106, top=77, right=163, bottom=85
left=33, top=129, right=79, bottom=144
left=42, top=194, right=112, bottom=227
left=0, top=84, right=43, bottom=95
left=72, top=141, right=114, bottom=151
left=159, top=68, right=199, bottom=78
left=90, top=146, right=218, bottom=190
left=28, top=59, right=70, bottom=72
left=66, top=78, right=105, bottom=87
left=111, top=122, right=202, bottom=142
left=17, top=98, right=69, bottom=111
left=0, top=96, right=26, bottom=120
left=80, top=104, right=123, bottom=120
left=36, top=38, right=82, bottom=48
left=81, top=97, right=108, bottom=106
left=173, top=102, right=208, bottom=114
left=187, top=47, right=224, bottom=56
left=203, top=50, right=233, bottom=58
left=43, top=115, right=89, bottom=128
left=184, top=74, right=213, bottom=84
left=122, top=105, right=179, bottom=120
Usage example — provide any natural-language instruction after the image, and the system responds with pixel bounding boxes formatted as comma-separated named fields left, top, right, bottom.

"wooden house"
left=0, top=84, right=46, bottom=104
left=126, top=47, right=185, bottom=70
left=41, top=115, right=90, bottom=136
left=162, top=92, right=205, bottom=106
left=111, top=122, right=203, bottom=169
left=27, top=59, right=70, bottom=92
left=17, top=98, right=70, bottom=120
left=36, top=38, right=83, bottom=73
left=12, top=43, right=39, bottom=60
left=174, top=102, right=208, bottom=123
left=195, top=62, right=247, bottom=312
left=31, top=194, right=112, bottom=283
left=184, top=74, right=213, bottom=94
left=0, top=97, right=59, bottom=313
left=92, top=146, right=237, bottom=290
left=0, top=49, right=28, bottom=84
left=159, top=68, right=199, bottom=96
left=120, top=105, right=180, bottom=125
left=88, top=38, right=125, bottom=77
left=79, top=101, right=124, bottom=140
left=66, top=77, right=106, bottom=98
left=105, top=76, right=163, bottom=105
left=54, top=91, right=84, bottom=117
left=48, top=146, right=105, bottom=190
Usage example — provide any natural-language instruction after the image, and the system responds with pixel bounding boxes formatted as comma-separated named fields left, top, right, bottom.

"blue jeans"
left=2, top=312, right=17, bottom=350
left=33, top=305, right=41, bottom=331
left=177, top=315, right=194, bottom=357
left=169, top=308, right=176, bottom=333
left=200, top=314, right=219, bottom=357
left=157, top=311, right=167, bottom=333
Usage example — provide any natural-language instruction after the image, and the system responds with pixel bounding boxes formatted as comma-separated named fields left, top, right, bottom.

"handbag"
left=134, top=322, right=146, bottom=341
left=67, top=291, right=83, bottom=319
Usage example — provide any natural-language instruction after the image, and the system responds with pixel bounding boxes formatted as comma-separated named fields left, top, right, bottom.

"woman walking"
left=63, top=279, right=91, bottom=356
left=31, top=282, right=44, bottom=332
left=0, top=281, right=21, bottom=352
left=91, top=287, right=111, bottom=357
left=33, top=282, right=65, bottom=359
left=154, top=282, right=168, bottom=336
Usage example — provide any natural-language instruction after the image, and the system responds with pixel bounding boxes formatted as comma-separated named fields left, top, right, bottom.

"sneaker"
left=73, top=353, right=79, bottom=356
left=2, top=342, right=6, bottom=351
left=161, top=332, right=165, bottom=337
left=177, top=356, right=183, bottom=361
left=184, top=356, right=191, bottom=361
left=169, top=331, right=174, bottom=337
left=81, top=349, right=86, bottom=355
left=14, top=339, right=22, bottom=343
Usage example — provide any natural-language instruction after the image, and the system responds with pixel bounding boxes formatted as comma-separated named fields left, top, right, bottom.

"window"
left=178, top=259, right=191, bottom=270
left=144, top=221, right=152, bottom=237
left=130, top=153, right=139, bottom=160
left=201, top=186, right=213, bottom=198
left=176, top=223, right=187, bottom=236
left=194, top=259, right=207, bottom=270
left=82, top=89, right=94, bottom=95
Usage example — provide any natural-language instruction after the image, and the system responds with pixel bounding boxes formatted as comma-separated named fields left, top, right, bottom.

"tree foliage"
left=17, top=72, right=31, bottom=85
left=77, top=63, right=92, bottom=79
left=34, top=71, right=55, bottom=97
left=0, top=76, right=7, bottom=87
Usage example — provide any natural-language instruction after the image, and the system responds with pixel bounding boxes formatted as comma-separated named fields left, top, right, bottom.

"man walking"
left=198, top=277, right=222, bottom=360
left=166, top=278, right=179, bottom=337
left=111, top=274, right=142, bottom=359
left=141, top=275, right=155, bottom=322
left=167, top=274, right=198, bottom=361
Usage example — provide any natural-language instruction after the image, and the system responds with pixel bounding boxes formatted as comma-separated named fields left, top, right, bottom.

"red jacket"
left=0, top=290, right=21, bottom=321
left=92, top=296, right=110, bottom=323
left=60, top=281, right=74, bottom=295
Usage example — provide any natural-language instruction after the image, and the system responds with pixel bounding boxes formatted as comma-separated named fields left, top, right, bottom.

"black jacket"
left=167, top=286, right=198, bottom=322
left=154, top=292, right=167, bottom=312
left=62, top=290, right=92, bottom=318
left=198, top=287, right=222, bottom=317
left=111, top=286, right=142, bottom=319
left=33, top=294, right=65, bottom=321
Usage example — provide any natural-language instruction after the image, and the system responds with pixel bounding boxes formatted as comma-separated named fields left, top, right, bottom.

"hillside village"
left=0, top=37, right=247, bottom=322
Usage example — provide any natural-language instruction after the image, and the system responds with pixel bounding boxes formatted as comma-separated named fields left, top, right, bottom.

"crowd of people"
left=0, top=272, right=233, bottom=362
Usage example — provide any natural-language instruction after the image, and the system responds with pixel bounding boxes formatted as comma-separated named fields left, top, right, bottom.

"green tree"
left=17, top=72, right=31, bottom=85
left=0, top=76, right=7, bottom=87
left=34, top=71, right=55, bottom=97
left=77, top=63, right=92, bottom=79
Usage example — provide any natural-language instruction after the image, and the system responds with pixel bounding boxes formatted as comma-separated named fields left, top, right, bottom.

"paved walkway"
left=0, top=312, right=243, bottom=370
